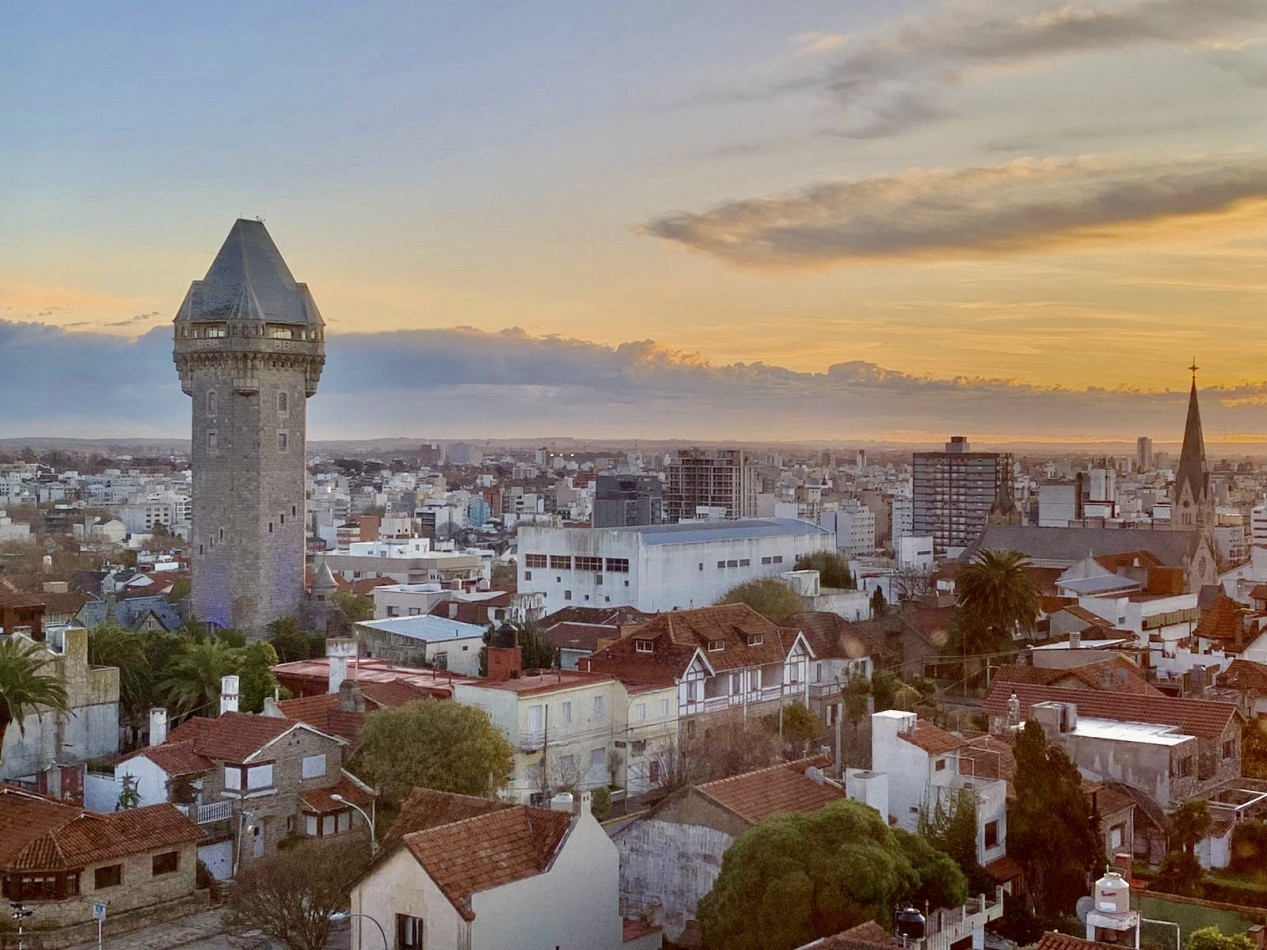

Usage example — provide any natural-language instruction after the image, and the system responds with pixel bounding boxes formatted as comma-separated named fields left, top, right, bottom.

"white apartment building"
left=891, top=495, right=913, bottom=542
left=819, top=500, right=875, bottom=558
left=517, top=518, right=833, bottom=614
left=119, top=491, right=192, bottom=534
left=323, top=538, right=484, bottom=588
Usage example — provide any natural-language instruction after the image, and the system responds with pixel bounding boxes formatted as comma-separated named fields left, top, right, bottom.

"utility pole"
left=10, top=901, right=33, bottom=950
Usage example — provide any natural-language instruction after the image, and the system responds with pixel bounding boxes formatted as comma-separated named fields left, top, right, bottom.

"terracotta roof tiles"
left=1193, top=593, right=1247, bottom=645
left=695, top=757, right=842, bottom=825
left=901, top=720, right=965, bottom=756
left=298, top=774, right=375, bottom=815
left=403, top=805, right=572, bottom=921
left=384, top=787, right=512, bottom=850
left=1036, top=932, right=1126, bottom=950
left=798, top=920, right=894, bottom=950
left=166, top=712, right=300, bottom=763
left=119, top=739, right=212, bottom=776
left=983, top=681, right=1242, bottom=738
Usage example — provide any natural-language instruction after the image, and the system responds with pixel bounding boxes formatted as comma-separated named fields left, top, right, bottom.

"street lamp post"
left=330, top=911, right=388, bottom=950
left=10, top=901, right=33, bottom=950
left=331, top=793, right=377, bottom=857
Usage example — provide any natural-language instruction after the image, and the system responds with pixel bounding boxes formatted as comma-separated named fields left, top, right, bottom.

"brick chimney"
left=327, top=638, right=357, bottom=694
left=486, top=622, right=522, bottom=682
left=338, top=678, right=365, bottom=713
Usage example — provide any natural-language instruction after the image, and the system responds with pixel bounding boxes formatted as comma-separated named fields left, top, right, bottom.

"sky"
left=3, top=0, right=1267, bottom=442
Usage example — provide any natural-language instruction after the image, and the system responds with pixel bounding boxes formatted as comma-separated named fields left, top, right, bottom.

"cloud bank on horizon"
left=4, top=319, right=1264, bottom=444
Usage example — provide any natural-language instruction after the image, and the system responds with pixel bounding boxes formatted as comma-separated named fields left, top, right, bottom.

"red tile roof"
left=384, top=787, right=512, bottom=850
left=695, top=757, right=842, bottom=825
left=166, top=712, right=302, bottom=763
left=901, top=720, right=965, bottom=756
left=1193, top=592, right=1247, bottom=645
left=786, top=612, right=891, bottom=662
left=1250, top=584, right=1267, bottom=601
left=992, top=660, right=1160, bottom=697
left=545, top=622, right=619, bottom=653
left=583, top=604, right=806, bottom=687
left=1036, top=932, right=1125, bottom=950
left=986, top=854, right=1024, bottom=883
left=298, top=775, right=375, bottom=815
left=1224, top=658, right=1267, bottom=693
left=275, top=694, right=367, bottom=743
left=403, top=805, right=572, bottom=921
left=983, top=681, right=1242, bottom=738
left=0, top=786, right=202, bottom=872
left=1095, top=551, right=1163, bottom=573
left=957, top=735, right=1016, bottom=794
left=798, top=920, right=894, bottom=950
left=119, top=740, right=213, bottom=777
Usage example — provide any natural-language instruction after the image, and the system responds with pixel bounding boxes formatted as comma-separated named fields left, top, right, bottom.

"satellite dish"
left=1076, top=896, right=1095, bottom=924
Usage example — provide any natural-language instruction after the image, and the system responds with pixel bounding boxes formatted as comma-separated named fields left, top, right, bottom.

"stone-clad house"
left=116, top=711, right=374, bottom=879
left=0, top=785, right=203, bottom=929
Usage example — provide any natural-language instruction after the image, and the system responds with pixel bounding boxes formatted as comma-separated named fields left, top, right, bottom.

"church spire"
left=1173, top=359, right=1209, bottom=527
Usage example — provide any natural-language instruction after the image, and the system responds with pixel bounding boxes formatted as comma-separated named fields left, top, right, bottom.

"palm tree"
left=955, top=548, right=1040, bottom=651
left=157, top=638, right=237, bottom=719
left=0, top=638, right=70, bottom=749
left=87, top=625, right=150, bottom=745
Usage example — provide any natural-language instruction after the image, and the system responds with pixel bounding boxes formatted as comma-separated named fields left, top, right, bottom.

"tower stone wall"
left=173, top=220, right=324, bottom=634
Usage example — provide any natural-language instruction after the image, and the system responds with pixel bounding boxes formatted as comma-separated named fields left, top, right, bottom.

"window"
left=631, top=739, right=647, bottom=756
left=747, top=633, right=763, bottom=646
left=1109, top=824, right=1125, bottom=850
left=277, top=391, right=288, bottom=413
left=525, top=554, right=547, bottom=569
left=338, top=810, right=351, bottom=833
left=1224, top=739, right=1236, bottom=759
left=207, top=430, right=218, bottom=452
left=717, top=560, right=727, bottom=569
left=224, top=765, right=242, bottom=790
left=649, top=759, right=661, bottom=785
left=761, top=556, right=772, bottom=565
left=94, top=864, right=122, bottom=889
left=557, top=700, right=571, bottom=725
left=1177, top=756, right=1194, bottom=778
left=590, top=748, right=606, bottom=771
left=550, top=555, right=572, bottom=570
left=152, top=851, right=179, bottom=876
left=433, top=651, right=448, bottom=670
left=605, top=557, right=629, bottom=573
left=323, top=814, right=336, bottom=836
left=739, top=558, right=750, bottom=567
left=593, top=695, right=605, bottom=719
left=524, top=571, right=532, bottom=581
left=659, top=698, right=670, bottom=716
left=635, top=639, right=654, bottom=654
left=206, top=391, right=217, bottom=416
left=564, top=590, right=573, bottom=601
left=984, top=820, right=999, bottom=849
left=576, top=556, right=601, bottom=571
left=301, top=754, right=327, bottom=779
left=397, top=914, right=424, bottom=950
left=727, top=559, right=739, bottom=567
left=634, top=703, right=646, bottom=721
left=528, top=705, right=543, bottom=735
left=247, top=763, right=274, bottom=790
left=277, top=431, right=289, bottom=452
left=699, top=562, right=704, bottom=571
left=559, top=753, right=577, bottom=775
left=305, top=814, right=318, bottom=836
left=772, top=555, right=783, bottom=564
left=595, top=574, right=603, bottom=586
left=708, top=639, right=725, bottom=652
left=935, top=758, right=946, bottom=772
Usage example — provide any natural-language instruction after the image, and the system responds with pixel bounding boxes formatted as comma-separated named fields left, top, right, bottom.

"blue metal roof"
left=357, top=615, right=487, bottom=642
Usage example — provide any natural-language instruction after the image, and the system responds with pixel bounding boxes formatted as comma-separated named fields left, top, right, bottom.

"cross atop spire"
left=1189, top=358, right=1199, bottom=384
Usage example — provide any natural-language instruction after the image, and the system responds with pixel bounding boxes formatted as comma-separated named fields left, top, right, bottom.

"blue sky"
left=4, top=1, right=1267, bottom=439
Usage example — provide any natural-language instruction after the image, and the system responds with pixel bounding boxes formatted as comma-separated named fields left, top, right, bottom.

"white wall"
left=114, top=755, right=171, bottom=808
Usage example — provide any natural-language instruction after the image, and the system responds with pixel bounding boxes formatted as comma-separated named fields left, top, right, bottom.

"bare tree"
left=891, top=567, right=935, bottom=605
left=228, top=838, right=371, bottom=950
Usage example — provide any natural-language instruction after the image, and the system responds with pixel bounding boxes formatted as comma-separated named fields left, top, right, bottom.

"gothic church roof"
left=1174, top=378, right=1209, bottom=509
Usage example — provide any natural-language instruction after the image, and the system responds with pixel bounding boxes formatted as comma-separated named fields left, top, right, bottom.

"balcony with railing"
left=179, top=800, right=233, bottom=824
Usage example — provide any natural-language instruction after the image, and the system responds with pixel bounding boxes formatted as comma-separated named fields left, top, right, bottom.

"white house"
left=354, top=615, right=486, bottom=675
left=517, top=518, right=833, bottom=614
left=350, top=792, right=628, bottom=950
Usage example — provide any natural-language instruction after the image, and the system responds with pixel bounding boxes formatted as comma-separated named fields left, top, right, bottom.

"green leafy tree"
left=352, top=700, right=514, bottom=803
left=234, top=641, right=284, bottom=713
left=157, top=637, right=237, bottom=719
left=717, top=578, right=801, bottom=623
left=1155, top=849, right=1204, bottom=897
left=267, top=616, right=321, bottom=663
left=1187, top=928, right=1254, bottom=950
left=950, top=549, right=1039, bottom=658
left=0, top=637, right=70, bottom=749
left=872, top=670, right=923, bottom=712
left=332, top=590, right=374, bottom=623
left=893, top=826, right=970, bottom=912
left=697, top=799, right=967, bottom=950
left=761, top=701, right=822, bottom=744
left=1170, top=799, right=1212, bottom=856
left=794, top=551, right=855, bottom=589
left=1009, top=721, right=1101, bottom=917
left=515, top=621, right=556, bottom=671
left=591, top=785, right=613, bottom=818
left=166, top=577, right=191, bottom=604
left=228, top=838, right=371, bottom=950
left=116, top=774, right=141, bottom=810
left=842, top=675, right=872, bottom=729
left=870, top=587, right=889, bottom=618
left=1228, top=819, right=1267, bottom=877
left=87, top=624, right=150, bottom=743
left=1243, top=718, right=1267, bottom=780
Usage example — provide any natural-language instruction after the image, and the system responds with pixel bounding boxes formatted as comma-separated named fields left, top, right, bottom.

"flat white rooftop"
left=1071, top=716, right=1194, bottom=747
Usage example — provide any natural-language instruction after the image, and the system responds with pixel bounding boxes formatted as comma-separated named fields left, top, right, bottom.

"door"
left=252, top=821, right=265, bottom=859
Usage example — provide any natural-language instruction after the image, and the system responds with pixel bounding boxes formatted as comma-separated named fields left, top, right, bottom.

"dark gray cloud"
left=816, top=0, right=1267, bottom=137
left=2, top=320, right=1264, bottom=442
left=640, top=153, right=1267, bottom=268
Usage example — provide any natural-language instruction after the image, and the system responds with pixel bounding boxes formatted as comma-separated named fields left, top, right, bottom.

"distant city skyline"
left=3, top=1, right=1267, bottom=438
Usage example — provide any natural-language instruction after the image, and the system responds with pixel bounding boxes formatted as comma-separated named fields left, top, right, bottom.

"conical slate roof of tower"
left=174, top=219, right=323, bottom=326
left=1175, top=378, right=1208, bottom=505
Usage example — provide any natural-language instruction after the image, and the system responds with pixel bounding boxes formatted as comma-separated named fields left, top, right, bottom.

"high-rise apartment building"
left=912, top=437, right=1012, bottom=556
left=173, top=219, right=325, bottom=632
left=592, top=474, right=664, bottom=528
left=663, top=449, right=758, bottom=522
left=1136, top=436, right=1154, bottom=472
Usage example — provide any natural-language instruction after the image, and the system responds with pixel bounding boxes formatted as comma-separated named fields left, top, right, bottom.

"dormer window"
left=747, top=634, right=763, bottom=647
left=268, top=326, right=293, bottom=340
left=205, top=325, right=226, bottom=338
left=635, top=639, right=654, bottom=654
left=708, top=640, right=725, bottom=652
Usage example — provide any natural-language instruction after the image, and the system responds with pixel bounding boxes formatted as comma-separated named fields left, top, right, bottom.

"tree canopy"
left=352, top=699, right=514, bottom=802
left=716, top=578, right=802, bottom=623
left=794, top=551, right=855, bottom=589
left=951, top=549, right=1039, bottom=656
left=1187, top=928, right=1255, bottom=950
left=0, top=638, right=69, bottom=748
left=1008, top=721, right=1101, bottom=918
left=698, top=799, right=967, bottom=950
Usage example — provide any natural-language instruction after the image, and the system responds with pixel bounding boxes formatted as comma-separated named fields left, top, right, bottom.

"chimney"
left=1112, top=852, right=1132, bottom=883
left=1007, top=692, right=1021, bottom=728
left=338, top=678, right=365, bottom=713
left=220, top=674, right=240, bottom=715
left=486, top=622, right=523, bottom=682
left=1069, top=630, right=1081, bottom=650
left=149, top=707, right=168, bottom=746
left=326, top=638, right=357, bottom=694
